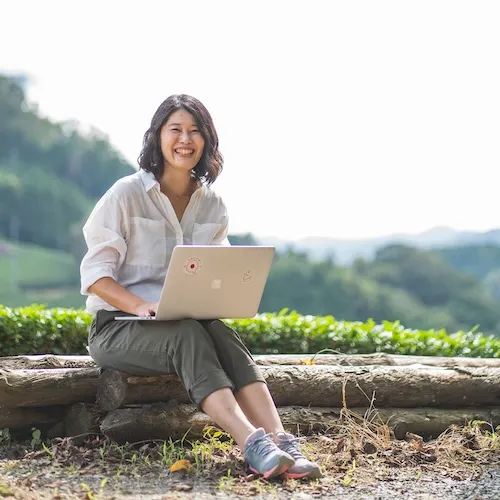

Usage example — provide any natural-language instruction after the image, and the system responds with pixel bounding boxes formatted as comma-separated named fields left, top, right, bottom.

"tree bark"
left=0, top=405, right=65, bottom=430
left=96, top=365, right=500, bottom=411
left=63, top=403, right=102, bottom=444
left=255, top=353, right=500, bottom=368
left=100, top=403, right=500, bottom=443
left=3, top=363, right=500, bottom=410
left=0, top=368, right=100, bottom=407
left=0, top=355, right=97, bottom=370
left=2, top=353, right=500, bottom=371
left=96, top=368, right=186, bottom=412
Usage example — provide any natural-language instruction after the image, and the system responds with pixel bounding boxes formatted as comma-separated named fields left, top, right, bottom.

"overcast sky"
left=2, top=0, right=499, bottom=240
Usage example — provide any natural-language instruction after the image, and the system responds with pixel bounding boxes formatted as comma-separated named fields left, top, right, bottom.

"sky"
left=2, top=0, right=499, bottom=240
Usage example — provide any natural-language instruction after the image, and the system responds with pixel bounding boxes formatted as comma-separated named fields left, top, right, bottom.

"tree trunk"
left=96, top=365, right=500, bottom=411
left=100, top=403, right=500, bottom=443
left=2, top=353, right=500, bottom=371
left=0, top=368, right=100, bottom=407
left=0, top=405, right=65, bottom=430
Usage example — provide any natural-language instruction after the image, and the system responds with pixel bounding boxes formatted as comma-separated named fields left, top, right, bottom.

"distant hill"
left=258, top=226, right=500, bottom=263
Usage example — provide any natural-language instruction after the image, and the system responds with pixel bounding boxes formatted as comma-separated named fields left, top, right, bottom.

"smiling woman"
left=79, top=94, right=321, bottom=480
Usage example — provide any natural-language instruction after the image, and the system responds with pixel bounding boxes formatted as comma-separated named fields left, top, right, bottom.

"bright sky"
left=2, top=0, right=499, bottom=240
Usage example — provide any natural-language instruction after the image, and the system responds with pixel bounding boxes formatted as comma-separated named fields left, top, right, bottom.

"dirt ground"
left=1, top=421, right=499, bottom=499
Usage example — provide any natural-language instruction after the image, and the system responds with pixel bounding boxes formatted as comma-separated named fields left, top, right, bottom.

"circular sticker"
left=242, top=269, right=253, bottom=283
left=184, top=257, right=202, bottom=276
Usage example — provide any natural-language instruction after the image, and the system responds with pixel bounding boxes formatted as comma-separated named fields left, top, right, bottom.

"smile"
left=175, top=148, right=195, bottom=156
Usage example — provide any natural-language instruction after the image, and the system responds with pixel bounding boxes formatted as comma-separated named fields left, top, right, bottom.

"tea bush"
left=1, top=305, right=499, bottom=357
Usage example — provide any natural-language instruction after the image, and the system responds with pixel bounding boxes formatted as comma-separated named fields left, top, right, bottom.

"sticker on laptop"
left=184, top=257, right=202, bottom=276
left=242, top=269, right=253, bottom=283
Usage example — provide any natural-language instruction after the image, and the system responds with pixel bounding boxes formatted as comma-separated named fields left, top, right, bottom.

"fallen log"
left=0, top=355, right=98, bottom=370
left=2, top=353, right=500, bottom=370
left=3, top=364, right=500, bottom=410
left=96, top=369, right=186, bottom=412
left=100, top=403, right=500, bottom=443
left=0, top=368, right=100, bottom=407
left=63, top=403, right=102, bottom=444
left=96, top=365, right=500, bottom=411
left=0, top=405, right=65, bottom=430
left=255, top=353, right=500, bottom=367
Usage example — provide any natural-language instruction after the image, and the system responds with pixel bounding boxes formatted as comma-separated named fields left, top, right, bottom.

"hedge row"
left=1, top=305, right=500, bottom=358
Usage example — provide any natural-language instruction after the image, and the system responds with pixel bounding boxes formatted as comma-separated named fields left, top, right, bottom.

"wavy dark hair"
left=138, top=94, right=223, bottom=185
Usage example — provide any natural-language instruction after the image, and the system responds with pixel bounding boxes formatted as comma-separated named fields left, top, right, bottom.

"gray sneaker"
left=244, top=428, right=295, bottom=478
left=276, top=432, right=322, bottom=479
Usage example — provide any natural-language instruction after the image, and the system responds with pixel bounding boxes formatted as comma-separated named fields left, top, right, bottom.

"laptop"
left=116, top=245, right=275, bottom=321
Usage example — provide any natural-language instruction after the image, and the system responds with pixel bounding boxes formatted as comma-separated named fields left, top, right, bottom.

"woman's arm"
left=81, top=192, right=156, bottom=316
left=212, top=214, right=231, bottom=245
left=88, top=277, right=156, bottom=316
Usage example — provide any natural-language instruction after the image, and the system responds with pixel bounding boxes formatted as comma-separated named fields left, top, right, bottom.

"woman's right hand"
left=134, top=302, right=158, bottom=318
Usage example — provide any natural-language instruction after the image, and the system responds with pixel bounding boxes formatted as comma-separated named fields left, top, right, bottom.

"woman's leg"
left=234, top=382, right=285, bottom=436
left=201, top=320, right=322, bottom=479
left=89, top=311, right=295, bottom=477
left=90, top=312, right=254, bottom=446
left=201, top=320, right=285, bottom=435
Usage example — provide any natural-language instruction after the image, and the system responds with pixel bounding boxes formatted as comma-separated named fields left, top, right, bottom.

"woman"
left=80, top=94, right=321, bottom=480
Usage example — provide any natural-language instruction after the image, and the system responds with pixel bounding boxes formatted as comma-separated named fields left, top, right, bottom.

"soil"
left=1, top=426, right=499, bottom=499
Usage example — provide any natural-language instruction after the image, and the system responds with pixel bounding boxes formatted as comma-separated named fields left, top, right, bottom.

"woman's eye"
left=191, top=130, right=199, bottom=134
left=171, top=128, right=180, bottom=132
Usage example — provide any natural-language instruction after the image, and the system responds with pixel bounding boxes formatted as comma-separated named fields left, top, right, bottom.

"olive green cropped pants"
left=88, top=310, right=266, bottom=406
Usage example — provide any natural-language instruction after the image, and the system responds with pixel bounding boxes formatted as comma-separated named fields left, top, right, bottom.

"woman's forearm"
left=88, top=277, right=146, bottom=315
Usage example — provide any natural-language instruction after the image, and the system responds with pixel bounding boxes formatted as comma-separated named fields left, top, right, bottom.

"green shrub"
left=1, top=305, right=500, bottom=357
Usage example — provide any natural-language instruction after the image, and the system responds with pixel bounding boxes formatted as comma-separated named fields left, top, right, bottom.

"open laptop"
left=116, top=245, right=275, bottom=321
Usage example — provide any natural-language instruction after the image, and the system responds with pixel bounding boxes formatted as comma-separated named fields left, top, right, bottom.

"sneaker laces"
left=245, top=433, right=279, bottom=458
left=278, top=435, right=306, bottom=460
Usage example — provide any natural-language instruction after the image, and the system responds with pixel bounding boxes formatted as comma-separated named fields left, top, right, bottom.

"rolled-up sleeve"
left=212, top=214, right=231, bottom=246
left=80, top=193, right=129, bottom=295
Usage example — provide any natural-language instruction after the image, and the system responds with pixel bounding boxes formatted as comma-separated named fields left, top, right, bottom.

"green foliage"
left=262, top=249, right=459, bottom=334
left=353, top=244, right=500, bottom=334
left=437, top=245, right=500, bottom=280
left=0, top=74, right=134, bottom=253
left=1, top=305, right=500, bottom=358
left=484, top=268, right=500, bottom=301
left=0, top=305, right=90, bottom=355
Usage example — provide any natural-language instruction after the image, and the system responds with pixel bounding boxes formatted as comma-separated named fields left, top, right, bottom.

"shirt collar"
left=139, top=169, right=160, bottom=192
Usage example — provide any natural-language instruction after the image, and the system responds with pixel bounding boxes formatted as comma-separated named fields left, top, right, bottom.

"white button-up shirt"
left=80, top=169, right=229, bottom=314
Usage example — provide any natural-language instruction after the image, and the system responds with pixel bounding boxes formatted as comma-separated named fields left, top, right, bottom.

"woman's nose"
left=179, top=131, right=192, bottom=143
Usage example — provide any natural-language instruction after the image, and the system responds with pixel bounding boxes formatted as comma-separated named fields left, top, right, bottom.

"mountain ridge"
left=257, top=226, right=500, bottom=262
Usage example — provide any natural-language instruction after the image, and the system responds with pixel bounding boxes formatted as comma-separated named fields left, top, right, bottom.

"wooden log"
left=0, top=355, right=97, bottom=370
left=2, top=353, right=500, bottom=371
left=96, top=365, right=500, bottom=411
left=0, top=368, right=100, bottom=407
left=63, top=403, right=102, bottom=444
left=255, top=353, right=500, bottom=368
left=100, top=403, right=500, bottom=443
left=0, top=405, right=65, bottom=430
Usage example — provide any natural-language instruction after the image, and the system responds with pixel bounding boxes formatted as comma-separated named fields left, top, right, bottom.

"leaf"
left=300, top=358, right=315, bottom=365
left=0, top=484, right=14, bottom=497
left=169, top=459, right=191, bottom=472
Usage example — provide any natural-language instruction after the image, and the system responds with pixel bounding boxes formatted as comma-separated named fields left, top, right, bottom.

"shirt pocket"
left=126, top=217, right=168, bottom=268
left=192, top=223, right=222, bottom=245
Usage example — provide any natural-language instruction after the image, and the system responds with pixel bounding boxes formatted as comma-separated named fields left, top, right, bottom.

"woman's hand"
left=134, top=302, right=158, bottom=318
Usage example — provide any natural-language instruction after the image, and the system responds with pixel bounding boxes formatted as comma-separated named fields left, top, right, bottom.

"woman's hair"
left=138, top=94, right=223, bottom=185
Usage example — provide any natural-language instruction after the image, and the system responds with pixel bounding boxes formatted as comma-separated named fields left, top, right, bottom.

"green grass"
left=0, top=238, right=78, bottom=288
left=0, top=239, right=81, bottom=308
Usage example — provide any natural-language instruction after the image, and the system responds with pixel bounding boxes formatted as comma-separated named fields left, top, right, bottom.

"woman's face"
left=160, top=109, right=205, bottom=173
